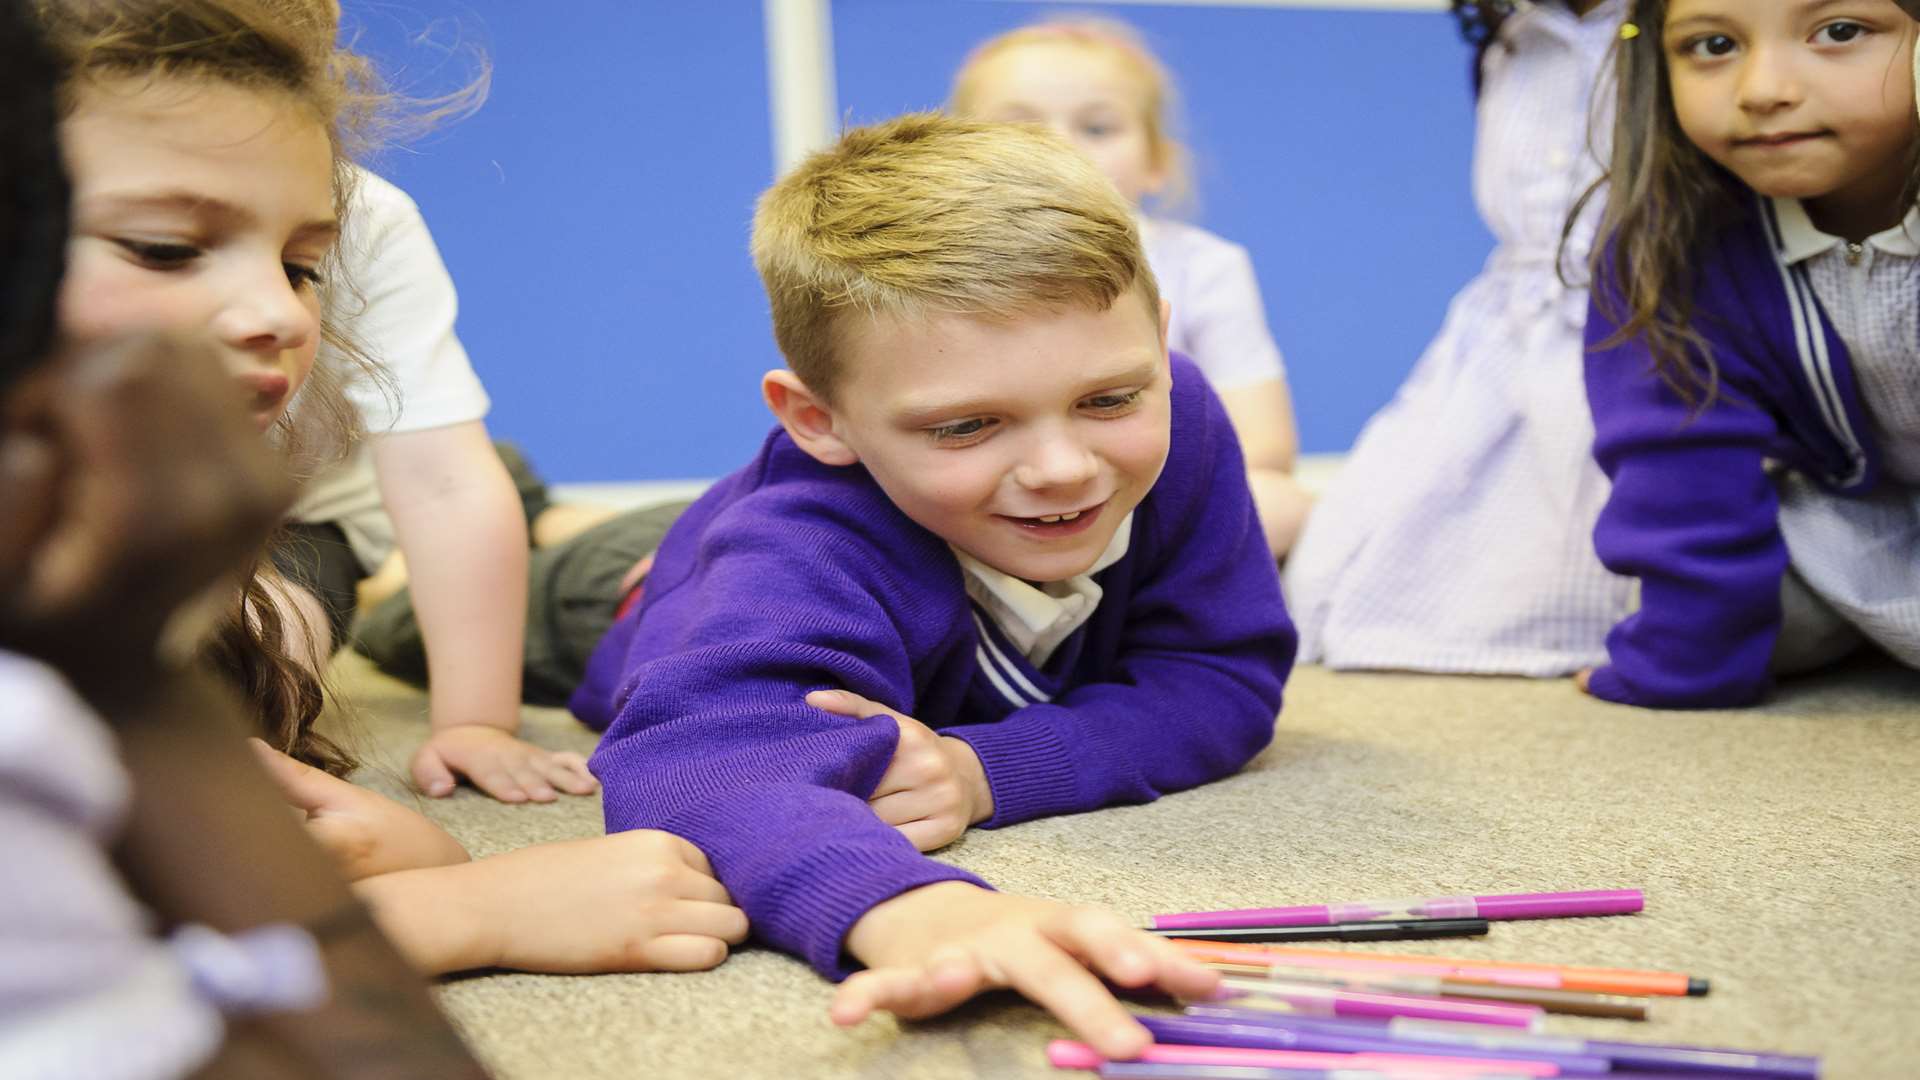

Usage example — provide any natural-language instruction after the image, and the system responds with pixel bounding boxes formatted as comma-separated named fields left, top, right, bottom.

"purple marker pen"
left=1098, top=1063, right=1537, bottom=1080
left=1154, top=890, right=1644, bottom=931
left=1137, top=1014, right=1610, bottom=1076
left=1181, top=1007, right=1821, bottom=1079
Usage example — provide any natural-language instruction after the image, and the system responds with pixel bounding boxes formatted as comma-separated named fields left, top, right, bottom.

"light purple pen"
left=1138, top=1014, right=1609, bottom=1076
left=1212, top=980, right=1544, bottom=1030
left=1096, top=1065, right=1535, bottom=1080
left=1182, top=1006, right=1822, bottom=1078
left=1153, top=890, right=1644, bottom=931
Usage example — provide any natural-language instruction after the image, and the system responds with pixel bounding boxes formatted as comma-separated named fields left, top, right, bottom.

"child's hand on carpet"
left=355, top=831, right=748, bottom=975
left=251, top=738, right=470, bottom=880
left=409, top=722, right=597, bottom=803
left=836, top=881, right=1219, bottom=1059
left=1574, top=667, right=1594, bottom=694
left=807, top=688, right=991, bottom=852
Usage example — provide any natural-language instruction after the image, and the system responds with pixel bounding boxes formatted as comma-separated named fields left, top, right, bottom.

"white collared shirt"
left=953, top=513, right=1133, bottom=670
left=1771, top=198, right=1920, bottom=483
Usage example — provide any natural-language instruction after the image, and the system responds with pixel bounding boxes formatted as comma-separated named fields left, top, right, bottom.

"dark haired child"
left=1580, top=0, right=1920, bottom=706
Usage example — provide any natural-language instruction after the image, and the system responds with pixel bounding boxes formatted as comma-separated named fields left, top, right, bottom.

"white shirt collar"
left=953, top=512, right=1133, bottom=670
left=1772, top=197, right=1920, bottom=264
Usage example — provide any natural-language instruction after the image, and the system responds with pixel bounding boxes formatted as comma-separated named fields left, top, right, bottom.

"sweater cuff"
left=758, top=844, right=989, bottom=980
left=949, top=707, right=1088, bottom=828
left=1585, top=665, right=1636, bottom=706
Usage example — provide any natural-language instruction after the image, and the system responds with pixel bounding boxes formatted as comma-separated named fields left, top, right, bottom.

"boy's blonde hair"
left=752, top=112, right=1160, bottom=402
left=949, top=16, right=1192, bottom=211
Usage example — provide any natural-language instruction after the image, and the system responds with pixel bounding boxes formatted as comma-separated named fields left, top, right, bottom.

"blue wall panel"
left=343, top=1, right=1493, bottom=480
left=345, top=0, right=778, bottom=482
left=834, top=0, right=1495, bottom=458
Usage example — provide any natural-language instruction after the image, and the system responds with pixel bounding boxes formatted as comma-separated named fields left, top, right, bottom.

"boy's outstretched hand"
left=835, top=881, right=1220, bottom=1059
left=409, top=723, right=598, bottom=803
left=250, top=738, right=470, bottom=880
left=808, top=688, right=992, bottom=851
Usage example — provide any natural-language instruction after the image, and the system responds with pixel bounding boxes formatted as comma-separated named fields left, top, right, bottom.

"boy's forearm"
left=373, top=424, right=529, bottom=731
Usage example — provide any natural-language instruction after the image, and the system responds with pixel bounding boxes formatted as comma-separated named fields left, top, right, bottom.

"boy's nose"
left=1015, top=431, right=1099, bottom=490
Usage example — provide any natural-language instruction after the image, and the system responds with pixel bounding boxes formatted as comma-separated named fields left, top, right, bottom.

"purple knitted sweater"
left=574, top=357, right=1295, bottom=977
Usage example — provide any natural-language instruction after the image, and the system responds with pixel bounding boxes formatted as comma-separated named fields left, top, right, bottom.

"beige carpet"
left=327, top=650, right=1920, bottom=1079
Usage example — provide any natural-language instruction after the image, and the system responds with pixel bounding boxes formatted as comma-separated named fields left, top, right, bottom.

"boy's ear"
left=762, top=370, right=859, bottom=466
left=1158, top=298, right=1171, bottom=344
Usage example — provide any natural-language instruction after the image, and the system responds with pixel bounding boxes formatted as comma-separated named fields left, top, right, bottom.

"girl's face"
left=962, top=40, right=1164, bottom=204
left=57, top=77, right=338, bottom=432
left=1664, top=0, right=1916, bottom=237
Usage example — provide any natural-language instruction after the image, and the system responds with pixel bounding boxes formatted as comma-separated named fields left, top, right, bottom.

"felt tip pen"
left=1150, top=919, right=1491, bottom=944
left=1046, top=1039, right=1555, bottom=1077
left=1154, top=890, right=1644, bottom=931
left=1137, top=1014, right=1609, bottom=1076
left=1097, top=1066, right=1553, bottom=1080
left=1208, top=980, right=1545, bottom=1029
left=1180, top=1008, right=1820, bottom=1079
left=1170, top=941, right=1709, bottom=998
left=1237, top=965, right=1649, bottom=1021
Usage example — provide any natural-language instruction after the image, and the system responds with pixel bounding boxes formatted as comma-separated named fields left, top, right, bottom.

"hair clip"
left=1619, top=22, right=1641, bottom=39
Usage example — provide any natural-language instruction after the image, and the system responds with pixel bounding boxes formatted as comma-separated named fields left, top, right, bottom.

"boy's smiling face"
left=776, top=292, right=1171, bottom=584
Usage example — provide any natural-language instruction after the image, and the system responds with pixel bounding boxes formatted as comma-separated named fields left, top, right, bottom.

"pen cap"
left=1474, top=890, right=1643, bottom=920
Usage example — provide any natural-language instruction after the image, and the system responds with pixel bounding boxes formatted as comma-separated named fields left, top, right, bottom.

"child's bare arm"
left=250, top=739, right=470, bottom=881
left=372, top=421, right=595, bottom=803
left=837, top=882, right=1220, bottom=1059
left=354, top=831, right=748, bottom=976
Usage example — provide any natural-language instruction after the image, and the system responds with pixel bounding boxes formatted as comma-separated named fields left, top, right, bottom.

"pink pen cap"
left=1154, top=891, right=1644, bottom=931
left=1046, top=1040, right=1557, bottom=1077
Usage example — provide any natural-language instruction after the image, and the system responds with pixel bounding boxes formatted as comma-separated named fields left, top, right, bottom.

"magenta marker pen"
left=1153, top=889, right=1644, bottom=931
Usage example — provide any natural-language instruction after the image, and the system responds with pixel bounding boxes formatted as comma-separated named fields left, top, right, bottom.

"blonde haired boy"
left=575, top=114, right=1295, bottom=1054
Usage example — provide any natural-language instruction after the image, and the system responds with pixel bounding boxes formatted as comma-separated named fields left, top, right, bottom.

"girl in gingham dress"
left=1285, top=0, right=1635, bottom=675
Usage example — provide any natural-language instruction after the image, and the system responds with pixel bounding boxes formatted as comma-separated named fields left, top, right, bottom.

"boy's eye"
left=285, top=262, right=326, bottom=290
left=1680, top=33, right=1738, bottom=58
left=928, top=417, right=995, bottom=444
left=1813, top=21, right=1867, bottom=45
left=1083, top=390, right=1143, bottom=413
left=115, top=239, right=200, bottom=267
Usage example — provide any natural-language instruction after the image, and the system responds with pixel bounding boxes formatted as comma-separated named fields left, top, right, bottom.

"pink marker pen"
left=1153, top=890, right=1643, bottom=931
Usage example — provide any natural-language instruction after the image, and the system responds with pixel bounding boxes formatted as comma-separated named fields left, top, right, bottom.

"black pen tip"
left=1687, top=977, right=1711, bottom=997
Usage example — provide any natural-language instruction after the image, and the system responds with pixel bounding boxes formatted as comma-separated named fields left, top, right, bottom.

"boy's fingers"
left=1000, top=945, right=1150, bottom=1060
left=1574, top=667, right=1594, bottom=693
left=804, top=688, right=895, bottom=721
left=891, top=816, right=960, bottom=854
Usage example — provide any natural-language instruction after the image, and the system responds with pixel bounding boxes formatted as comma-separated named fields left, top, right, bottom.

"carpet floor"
left=327, top=650, right=1920, bottom=1079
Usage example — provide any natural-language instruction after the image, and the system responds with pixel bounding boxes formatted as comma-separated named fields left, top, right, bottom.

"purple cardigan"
left=574, top=356, right=1295, bottom=977
left=1583, top=197, right=1884, bottom=708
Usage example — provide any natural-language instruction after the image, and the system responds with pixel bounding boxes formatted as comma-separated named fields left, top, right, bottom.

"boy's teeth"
left=1035, top=511, right=1082, bottom=523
